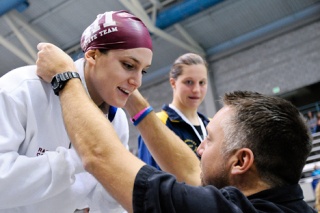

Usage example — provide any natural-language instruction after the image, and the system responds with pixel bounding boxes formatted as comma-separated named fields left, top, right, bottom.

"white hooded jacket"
left=0, top=59, right=128, bottom=213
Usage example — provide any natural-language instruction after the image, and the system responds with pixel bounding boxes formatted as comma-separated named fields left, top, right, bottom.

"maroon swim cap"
left=81, top=10, right=152, bottom=52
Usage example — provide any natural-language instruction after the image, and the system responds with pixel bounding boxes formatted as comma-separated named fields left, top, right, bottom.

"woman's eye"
left=123, top=62, right=134, bottom=70
left=185, top=80, right=192, bottom=85
left=142, top=70, right=147, bottom=75
left=200, top=81, right=206, bottom=86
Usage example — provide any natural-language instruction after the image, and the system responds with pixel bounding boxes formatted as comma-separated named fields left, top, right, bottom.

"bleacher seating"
left=302, top=132, right=320, bottom=176
left=300, top=132, right=320, bottom=205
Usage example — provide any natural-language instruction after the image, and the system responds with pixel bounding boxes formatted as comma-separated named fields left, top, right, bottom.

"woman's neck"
left=170, top=103, right=199, bottom=125
left=84, top=64, right=103, bottom=106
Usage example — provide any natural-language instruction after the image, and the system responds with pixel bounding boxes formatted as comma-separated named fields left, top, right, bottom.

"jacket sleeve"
left=133, top=166, right=246, bottom=213
left=138, top=135, right=161, bottom=170
left=0, top=89, right=84, bottom=208
left=137, top=110, right=167, bottom=170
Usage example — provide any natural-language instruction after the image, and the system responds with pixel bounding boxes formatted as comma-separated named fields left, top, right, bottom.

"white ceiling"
left=0, top=0, right=319, bottom=85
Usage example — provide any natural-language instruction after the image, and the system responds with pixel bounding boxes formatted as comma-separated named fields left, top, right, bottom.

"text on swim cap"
left=84, top=27, right=118, bottom=47
left=82, top=12, right=118, bottom=51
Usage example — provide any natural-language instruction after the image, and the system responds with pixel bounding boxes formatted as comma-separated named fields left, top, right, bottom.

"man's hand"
left=36, top=42, right=77, bottom=83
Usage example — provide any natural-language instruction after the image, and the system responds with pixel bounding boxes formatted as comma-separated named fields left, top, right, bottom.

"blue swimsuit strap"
left=108, top=106, right=117, bottom=122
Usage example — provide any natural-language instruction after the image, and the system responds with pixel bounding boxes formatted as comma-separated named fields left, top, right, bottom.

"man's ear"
left=230, top=148, right=254, bottom=175
left=84, top=49, right=97, bottom=65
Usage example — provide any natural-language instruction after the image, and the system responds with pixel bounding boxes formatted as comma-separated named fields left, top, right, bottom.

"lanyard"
left=169, top=104, right=207, bottom=142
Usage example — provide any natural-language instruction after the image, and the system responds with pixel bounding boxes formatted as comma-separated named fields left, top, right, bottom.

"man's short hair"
left=221, top=91, right=312, bottom=186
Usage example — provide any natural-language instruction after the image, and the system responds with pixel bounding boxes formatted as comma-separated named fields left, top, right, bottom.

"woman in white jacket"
left=0, top=10, right=152, bottom=213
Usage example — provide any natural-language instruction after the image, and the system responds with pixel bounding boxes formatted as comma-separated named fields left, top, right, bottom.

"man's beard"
left=201, top=167, right=229, bottom=189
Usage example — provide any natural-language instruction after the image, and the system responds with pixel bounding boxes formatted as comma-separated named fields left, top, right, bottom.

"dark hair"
left=222, top=91, right=312, bottom=186
left=170, top=53, right=207, bottom=79
left=99, top=49, right=109, bottom=54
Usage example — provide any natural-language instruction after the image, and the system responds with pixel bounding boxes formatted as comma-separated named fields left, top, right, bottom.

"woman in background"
left=138, top=53, right=209, bottom=169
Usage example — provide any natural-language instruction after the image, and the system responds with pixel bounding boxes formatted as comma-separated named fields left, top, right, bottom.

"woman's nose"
left=129, top=74, right=142, bottom=88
